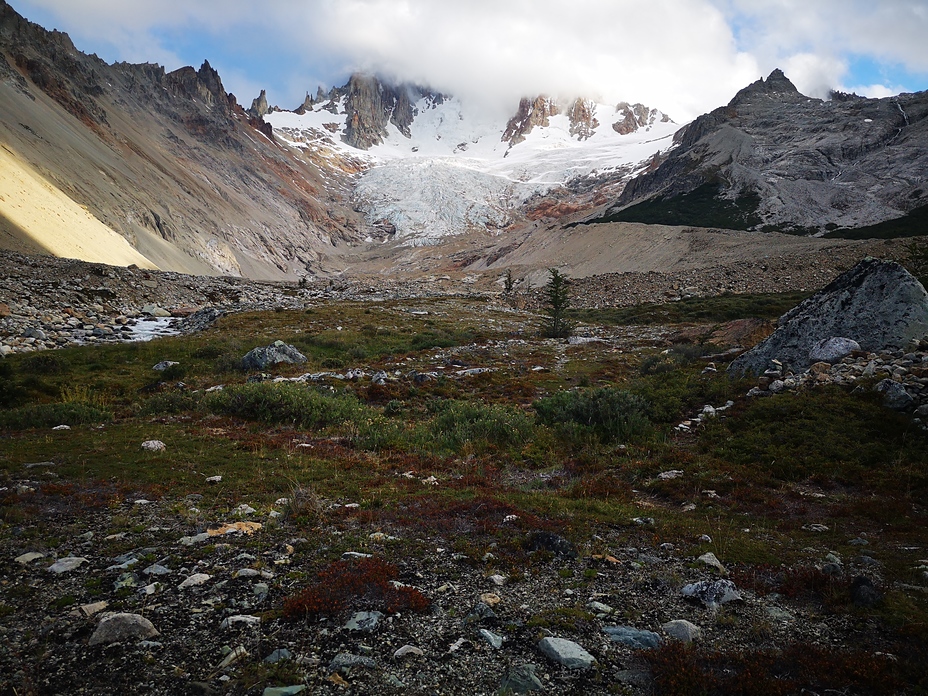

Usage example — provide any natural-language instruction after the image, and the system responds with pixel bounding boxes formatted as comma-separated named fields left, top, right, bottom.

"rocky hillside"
left=0, top=0, right=368, bottom=280
left=592, top=69, right=928, bottom=234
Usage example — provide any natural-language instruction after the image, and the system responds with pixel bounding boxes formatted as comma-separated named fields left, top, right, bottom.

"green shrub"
left=205, top=382, right=367, bottom=430
left=428, top=399, right=535, bottom=453
left=534, top=387, right=650, bottom=444
left=137, top=391, right=202, bottom=416
left=20, top=352, right=68, bottom=375
left=0, top=403, right=112, bottom=430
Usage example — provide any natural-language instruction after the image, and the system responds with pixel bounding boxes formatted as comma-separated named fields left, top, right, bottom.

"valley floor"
left=0, top=272, right=926, bottom=694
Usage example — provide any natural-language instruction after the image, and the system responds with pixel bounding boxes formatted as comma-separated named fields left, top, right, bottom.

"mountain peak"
left=729, top=68, right=802, bottom=107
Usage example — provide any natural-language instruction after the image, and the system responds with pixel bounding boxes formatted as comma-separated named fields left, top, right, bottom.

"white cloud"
left=11, top=0, right=928, bottom=123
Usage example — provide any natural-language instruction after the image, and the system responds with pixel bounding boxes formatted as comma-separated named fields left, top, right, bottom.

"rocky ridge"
left=600, top=69, right=928, bottom=233
left=0, top=0, right=368, bottom=279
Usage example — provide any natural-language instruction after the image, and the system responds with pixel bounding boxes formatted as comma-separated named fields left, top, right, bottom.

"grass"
left=1, top=292, right=926, bottom=691
left=571, top=291, right=811, bottom=326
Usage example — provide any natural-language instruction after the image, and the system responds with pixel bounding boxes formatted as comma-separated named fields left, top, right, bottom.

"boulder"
left=875, top=379, right=914, bottom=410
left=88, top=612, right=159, bottom=645
left=729, top=259, right=928, bottom=375
left=808, top=337, right=860, bottom=364
left=537, top=637, right=596, bottom=669
left=602, top=625, right=661, bottom=649
left=241, top=341, right=307, bottom=371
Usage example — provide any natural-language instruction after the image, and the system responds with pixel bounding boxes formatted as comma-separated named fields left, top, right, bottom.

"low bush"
left=428, top=399, right=535, bottom=454
left=0, top=402, right=112, bottom=429
left=534, top=387, right=650, bottom=444
left=283, top=557, right=429, bottom=619
left=205, top=382, right=368, bottom=430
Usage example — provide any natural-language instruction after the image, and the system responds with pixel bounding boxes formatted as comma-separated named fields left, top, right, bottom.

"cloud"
left=717, top=0, right=928, bottom=96
left=11, top=0, right=928, bottom=123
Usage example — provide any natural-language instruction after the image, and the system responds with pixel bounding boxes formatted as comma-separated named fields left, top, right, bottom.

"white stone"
left=663, top=619, right=701, bottom=642
left=140, top=440, right=166, bottom=452
left=47, top=556, right=87, bottom=574
left=178, top=573, right=212, bottom=589
left=220, top=615, right=261, bottom=629
left=15, top=551, right=45, bottom=565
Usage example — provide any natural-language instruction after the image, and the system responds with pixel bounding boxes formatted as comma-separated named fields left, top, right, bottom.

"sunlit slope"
left=0, top=145, right=157, bottom=268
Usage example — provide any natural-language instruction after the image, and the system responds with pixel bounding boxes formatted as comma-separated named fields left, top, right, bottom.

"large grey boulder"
left=729, top=259, right=928, bottom=375
left=241, top=341, right=307, bottom=371
left=537, top=637, right=596, bottom=669
left=89, top=612, right=159, bottom=645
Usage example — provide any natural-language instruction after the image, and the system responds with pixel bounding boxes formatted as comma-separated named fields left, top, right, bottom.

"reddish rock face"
left=502, top=96, right=560, bottom=146
left=567, top=98, right=600, bottom=140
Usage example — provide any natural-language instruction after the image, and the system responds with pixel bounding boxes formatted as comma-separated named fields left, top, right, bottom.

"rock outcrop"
left=599, top=69, right=928, bottom=233
left=729, top=258, right=928, bottom=374
left=502, top=96, right=560, bottom=146
left=612, top=102, right=671, bottom=135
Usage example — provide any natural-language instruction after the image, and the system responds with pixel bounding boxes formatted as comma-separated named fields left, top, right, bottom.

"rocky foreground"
left=1, top=482, right=904, bottom=695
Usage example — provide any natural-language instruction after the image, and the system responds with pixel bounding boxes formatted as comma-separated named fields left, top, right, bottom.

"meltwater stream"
left=123, top=316, right=181, bottom=342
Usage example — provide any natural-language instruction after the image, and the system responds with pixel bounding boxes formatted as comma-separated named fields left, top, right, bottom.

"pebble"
left=393, top=645, right=424, bottom=659
left=344, top=611, right=383, bottom=633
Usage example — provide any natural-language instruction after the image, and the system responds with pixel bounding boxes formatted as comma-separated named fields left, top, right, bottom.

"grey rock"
left=525, top=531, right=578, bottom=558
left=499, top=664, right=544, bottom=693
left=602, top=625, right=662, bottom=649
left=262, top=687, right=305, bottom=696
left=809, top=337, right=860, bottom=363
left=662, top=619, right=701, bottom=642
left=264, top=648, right=293, bottom=663
left=465, top=602, right=498, bottom=624
left=142, top=564, right=171, bottom=576
left=730, top=259, right=928, bottom=375
left=876, top=379, right=915, bottom=410
left=851, top=576, right=883, bottom=607
left=329, top=652, right=376, bottom=671
left=537, top=636, right=596, bottom=669
left=344, top=611, right=383, bottom=633
left=697, top=551, right=727, bottom=574
left=88, top=612, right=159, bottom=645
left=241, top=341, right=307, bottom=371
left=681, top=579, right=742, bottom=608
left=479, top=628, right=504, bottom=649
left=152, top=361, right=179, bottom=371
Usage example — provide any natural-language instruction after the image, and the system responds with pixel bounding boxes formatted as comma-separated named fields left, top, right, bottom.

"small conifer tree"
left=541, top=267, right=573, bottom=338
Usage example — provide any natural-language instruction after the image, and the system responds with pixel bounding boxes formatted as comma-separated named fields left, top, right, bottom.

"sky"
left=11, top=0, right=928, bottom=123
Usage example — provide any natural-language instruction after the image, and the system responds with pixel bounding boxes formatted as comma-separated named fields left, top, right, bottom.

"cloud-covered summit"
left=12, top=0, right=928, bottom=122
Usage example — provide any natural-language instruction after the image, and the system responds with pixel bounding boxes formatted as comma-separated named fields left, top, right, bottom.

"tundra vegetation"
left=0, top=294, right=926, bottom=694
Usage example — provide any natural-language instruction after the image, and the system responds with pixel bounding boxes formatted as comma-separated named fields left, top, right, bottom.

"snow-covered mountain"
left=267, top=78, right=677, bottom=245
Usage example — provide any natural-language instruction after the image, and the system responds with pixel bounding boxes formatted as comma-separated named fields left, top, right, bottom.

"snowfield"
left=267, top=96, right=679, bottom=244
